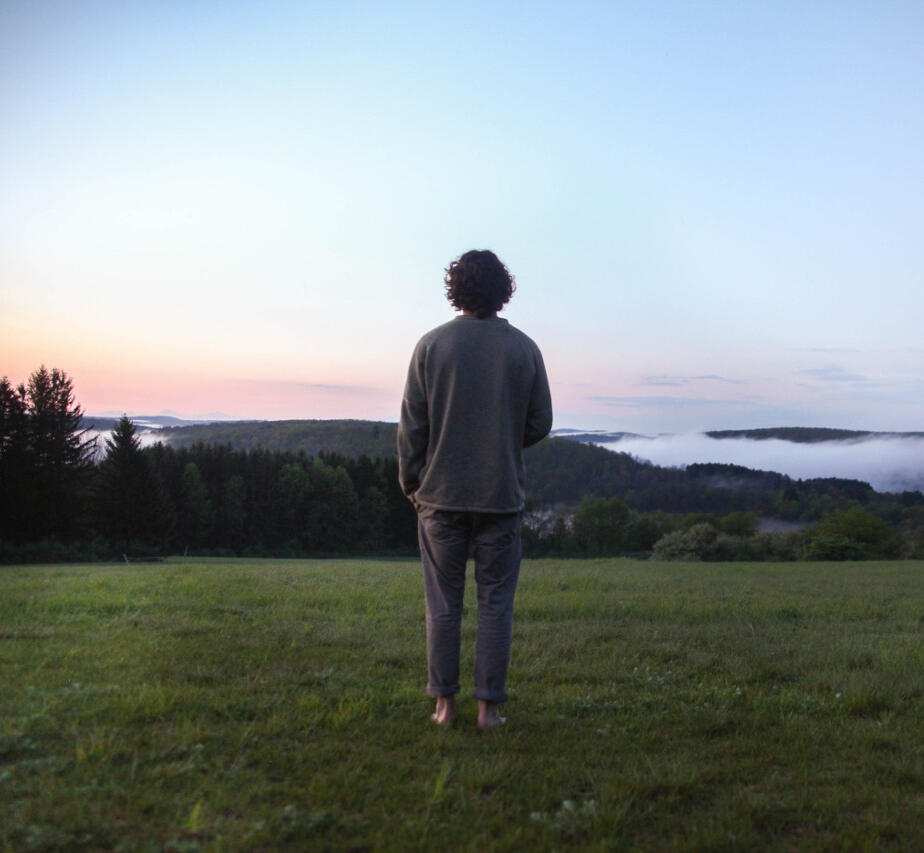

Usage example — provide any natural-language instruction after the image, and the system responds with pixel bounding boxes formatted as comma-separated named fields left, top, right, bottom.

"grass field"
left=1, top=557, right=922, bottom=851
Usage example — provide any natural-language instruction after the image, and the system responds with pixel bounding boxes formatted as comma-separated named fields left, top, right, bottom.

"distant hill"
left=705, top=427, right=924, bottom=443
left=552, top=426, right=924, bottom=445
left=157, top=419, right=399, bottom=458
left=522, top=438, right=897, bottom=518
left=550, top=429, right=645, bottom=443
left=83, top=415, right=220, bottom=430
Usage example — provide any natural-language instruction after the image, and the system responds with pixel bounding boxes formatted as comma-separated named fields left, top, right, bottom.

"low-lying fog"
left=602, top=434, right=924, bottom=494
left=86, top=427, right=165, bottom=455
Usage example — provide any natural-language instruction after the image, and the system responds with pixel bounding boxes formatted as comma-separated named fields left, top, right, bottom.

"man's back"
left=397, top=314, right=552, bottom=513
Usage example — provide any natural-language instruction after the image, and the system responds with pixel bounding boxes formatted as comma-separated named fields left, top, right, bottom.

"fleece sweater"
left=397, top=314, right=553, bottom=513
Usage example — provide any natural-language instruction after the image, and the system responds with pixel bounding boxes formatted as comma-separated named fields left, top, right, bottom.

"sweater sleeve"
left=397, top=343, right=430, bottom=501
left=524, top=348, right=553, bottom=448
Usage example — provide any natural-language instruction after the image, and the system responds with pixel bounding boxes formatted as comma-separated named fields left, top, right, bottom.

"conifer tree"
left=93, top=415, right=170, bottom=550
left=23, top=367, right=96, bottom=541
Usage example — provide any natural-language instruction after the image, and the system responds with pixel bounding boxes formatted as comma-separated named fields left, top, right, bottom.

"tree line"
left=525, top=495, right=922, bottom=561
left=1, top=368, right=418, bottom=561
left=2, top=367, right=923, bottom=563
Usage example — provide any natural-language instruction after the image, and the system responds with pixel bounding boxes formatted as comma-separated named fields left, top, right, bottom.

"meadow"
left=1, top=557, right=921, bottom=851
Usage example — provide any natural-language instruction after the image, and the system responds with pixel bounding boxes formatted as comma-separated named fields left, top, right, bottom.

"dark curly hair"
left=444, top=249, right=516, bottom=318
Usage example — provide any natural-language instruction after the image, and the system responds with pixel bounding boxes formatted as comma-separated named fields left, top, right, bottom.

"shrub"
left=803, top=533, right=866, bottom=561
left=652, top=523, right=718, bottom=561
left=802, top=507, right=901, bottom=560
left=752, top=530, right=804, bottom=561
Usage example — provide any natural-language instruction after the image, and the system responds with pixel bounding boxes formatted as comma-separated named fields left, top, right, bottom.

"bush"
left=752, top=530, right=804, bottom=561
left=652, top=523, right=719, bottom=561
left=803, top=533, right=865, bottom=561
left=802, top=508, right=901, bottom=560
left=652, top=526, right=799, bottom=562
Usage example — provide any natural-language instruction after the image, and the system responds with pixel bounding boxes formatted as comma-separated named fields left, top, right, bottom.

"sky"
left=2, top=1, right=923, bottom=433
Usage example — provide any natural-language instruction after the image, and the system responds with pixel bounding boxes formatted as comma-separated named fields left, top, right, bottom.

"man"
left=397, top=249, right=553, bottom=729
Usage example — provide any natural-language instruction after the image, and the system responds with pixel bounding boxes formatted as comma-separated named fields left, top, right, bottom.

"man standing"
left=397, top=249, right=553, bottom=728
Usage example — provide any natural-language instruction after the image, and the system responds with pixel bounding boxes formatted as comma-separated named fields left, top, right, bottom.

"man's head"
left=444, top=250, right=516, bottom=318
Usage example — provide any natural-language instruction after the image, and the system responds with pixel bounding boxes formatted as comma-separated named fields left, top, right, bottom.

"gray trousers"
left=417, top=507, right=522, bottom=703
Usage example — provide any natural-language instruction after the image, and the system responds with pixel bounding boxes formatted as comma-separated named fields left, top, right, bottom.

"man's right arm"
left=524, top=348, right=553, bottom=448
left=397, top=344, right=429, bottom=501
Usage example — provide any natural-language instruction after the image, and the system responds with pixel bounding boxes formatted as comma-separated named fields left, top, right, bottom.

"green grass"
left=1, top=557, right=922, bottom=851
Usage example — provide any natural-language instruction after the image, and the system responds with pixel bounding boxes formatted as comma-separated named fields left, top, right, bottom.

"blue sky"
left=2, top=1, right=922, bottom=431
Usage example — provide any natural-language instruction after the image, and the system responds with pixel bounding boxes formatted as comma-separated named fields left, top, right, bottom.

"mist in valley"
left=603, top=434, right=924, bottom=494
left=86, top=427, right=165, bottom=456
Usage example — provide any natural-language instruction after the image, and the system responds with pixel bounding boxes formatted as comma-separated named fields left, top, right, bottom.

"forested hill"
left=522, top=438, right=897, bottom=519
left=705, top=427, right=924, bottom=442
left=133, top=418, right=923, bottom=518
left=157, top=419, right=399, bottom=457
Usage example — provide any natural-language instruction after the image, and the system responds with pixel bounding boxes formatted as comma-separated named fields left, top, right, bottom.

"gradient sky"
left=2, top=1, right=922, bottom=432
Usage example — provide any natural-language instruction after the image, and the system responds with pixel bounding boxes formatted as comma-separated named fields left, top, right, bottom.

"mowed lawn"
left=1, top=558, right=921, bottom=851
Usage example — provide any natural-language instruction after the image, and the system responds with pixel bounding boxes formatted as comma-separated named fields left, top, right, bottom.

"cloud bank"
left=602, top=434, right=924, bottom=494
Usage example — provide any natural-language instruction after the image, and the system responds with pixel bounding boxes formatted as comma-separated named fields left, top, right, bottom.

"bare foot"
left=477, top=700, right=506, bottom=730
left=430, top=695, right=457, bottom=726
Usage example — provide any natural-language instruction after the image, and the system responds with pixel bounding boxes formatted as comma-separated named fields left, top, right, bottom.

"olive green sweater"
left=397, top=315, right=553, bottom=513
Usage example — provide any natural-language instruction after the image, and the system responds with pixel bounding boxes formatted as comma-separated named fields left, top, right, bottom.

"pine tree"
left=93, top=415, right=170, bottom=551
left=24, top=367, right=96, bottom=541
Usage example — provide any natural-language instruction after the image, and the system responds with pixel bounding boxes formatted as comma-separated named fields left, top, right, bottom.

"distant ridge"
left=704, top=427, right=924, bottom=443
left=550, top=429, right=645, bottom=443
left=83, top=415, right=221, bottom=430
left=551, top=426, right=924, bottom=444
left=157, top=418, right=398, bottom=458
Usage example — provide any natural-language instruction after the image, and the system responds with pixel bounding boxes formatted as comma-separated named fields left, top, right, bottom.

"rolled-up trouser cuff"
left=473, top=687, right=507, bottom=703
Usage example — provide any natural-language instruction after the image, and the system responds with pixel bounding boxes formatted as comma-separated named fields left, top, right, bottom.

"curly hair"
left=444, top=249, right=516, bottom=318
